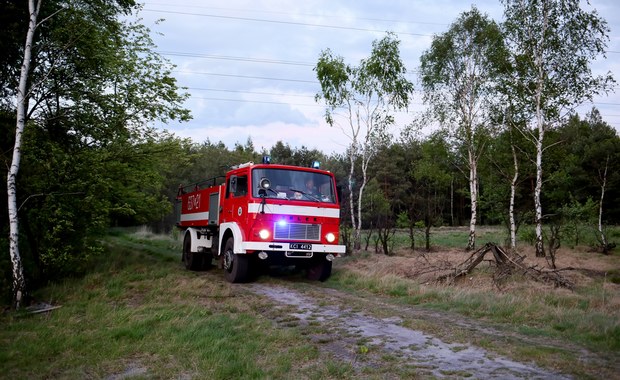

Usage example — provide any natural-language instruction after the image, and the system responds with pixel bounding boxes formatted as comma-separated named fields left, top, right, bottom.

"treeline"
left=159, top=111, right=619, bottom=255
left=359, top=111, right=620, bottom=254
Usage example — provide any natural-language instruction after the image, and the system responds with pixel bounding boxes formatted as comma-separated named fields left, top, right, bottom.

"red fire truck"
left=175, top=159, right=346, bottom=283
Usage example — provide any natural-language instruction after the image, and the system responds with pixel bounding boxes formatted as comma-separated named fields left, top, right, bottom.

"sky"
left=135, top=0, right=620, bottom=155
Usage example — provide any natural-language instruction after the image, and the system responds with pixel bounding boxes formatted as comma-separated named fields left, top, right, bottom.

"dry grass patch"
left=340, top=246, right=619, bottom=309
left=332, top=244, right=620, bottom=356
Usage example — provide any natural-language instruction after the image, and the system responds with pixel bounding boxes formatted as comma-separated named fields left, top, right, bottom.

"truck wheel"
left=222, top=237, right=249, bottom=283
left=306, top=257, right=332, bottom=282
left=183, top=233, right=201, bottom=271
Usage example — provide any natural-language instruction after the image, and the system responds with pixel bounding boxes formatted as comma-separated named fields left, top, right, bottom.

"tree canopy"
left=420, top=6, right=509, bottom=250
left=315, top=33, right=414, bottom=251
left=1, top=0, right=191, bottom=304
left=501, top=0, right=615, bottom=256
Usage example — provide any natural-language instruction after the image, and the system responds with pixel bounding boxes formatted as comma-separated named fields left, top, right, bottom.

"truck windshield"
left=252, top=168, right=336, bottom=203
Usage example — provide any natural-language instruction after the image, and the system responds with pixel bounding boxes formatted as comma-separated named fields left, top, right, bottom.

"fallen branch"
left=437, top=243, right=495, bottom=285
left=435, top=243, right=574, bottom=290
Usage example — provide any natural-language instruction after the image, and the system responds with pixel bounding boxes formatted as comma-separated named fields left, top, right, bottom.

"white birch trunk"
left=8, top=0, right=41, bottom=309
left=534, top=131, right=545, bottom=257
left=450, top=178, right=454, bottom=226
left=509, top=142, right=519, bottom=249
left=354, top=183, right=364, bottom=251
left=355, top=146, right=370, bottom=252
left=533, top=4, right=548, bottom=258
left=534, top=68, right=545, bottom=256
left=348, top=144, right=357, bottom=251
left=466, top=149, right=477, bottom=250
left=598, top=156, right=609, bottom=248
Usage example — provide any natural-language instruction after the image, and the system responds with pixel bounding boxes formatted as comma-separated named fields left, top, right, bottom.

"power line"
left=591, top=101, right=620, bottom=106
left=159, top=51, right=314, bottom=67
left=187, top=93, right=620, bottom=121
left=143, top=9, right=431, bottom=37
left=190, top=96, right=322, bottom=108
left=146, top=2, right=449, bottom=28
left=142, top=5, right=620, bottom=45
left=183, top=83, right=620, bottom=110
left=186, top=87, right=315, bottom=98
left=160, top=51, right=421, bottom=76
left=174, top=70, right=318, bottom=84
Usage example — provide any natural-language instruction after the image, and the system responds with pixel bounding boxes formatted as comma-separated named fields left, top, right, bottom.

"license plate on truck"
left=289, top=243, right=312, bottom=250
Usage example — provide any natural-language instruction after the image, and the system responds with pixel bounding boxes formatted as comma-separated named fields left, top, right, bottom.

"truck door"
left=224, top=174, right=249, bottom=229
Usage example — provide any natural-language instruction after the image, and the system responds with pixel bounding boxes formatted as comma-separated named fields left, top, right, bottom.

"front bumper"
left=240, top=241, right=346, bottom=255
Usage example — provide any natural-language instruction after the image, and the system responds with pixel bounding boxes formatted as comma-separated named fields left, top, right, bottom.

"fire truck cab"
left=175, top=159, right=346, bottom=283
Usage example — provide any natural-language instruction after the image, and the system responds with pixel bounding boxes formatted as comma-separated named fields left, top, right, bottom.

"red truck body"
left=175, top=161, right=345, bottom=282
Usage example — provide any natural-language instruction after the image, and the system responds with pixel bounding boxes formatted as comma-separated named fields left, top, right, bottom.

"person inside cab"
left=294, top=177, right=316, bottom=199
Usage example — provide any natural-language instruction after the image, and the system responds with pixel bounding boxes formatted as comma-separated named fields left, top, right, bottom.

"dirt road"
left=246, top=282, right=575, bottom=379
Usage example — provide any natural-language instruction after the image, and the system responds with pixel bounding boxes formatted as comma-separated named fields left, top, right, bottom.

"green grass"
left=387, top=226, right=510, bottom=250
left=366, top=225, right=620, bottom=357
left=0, top=230, right=348, bottom=380
left=2, top=226, right=618, bottom=378
left=392, top=225, right=620, bottom=251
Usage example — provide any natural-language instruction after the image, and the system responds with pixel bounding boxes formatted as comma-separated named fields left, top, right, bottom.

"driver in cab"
left=294, top=178, right=316, bottom=199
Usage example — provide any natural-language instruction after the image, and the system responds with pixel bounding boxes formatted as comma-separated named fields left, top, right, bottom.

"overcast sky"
left=136, top=0, right=620, bottom=155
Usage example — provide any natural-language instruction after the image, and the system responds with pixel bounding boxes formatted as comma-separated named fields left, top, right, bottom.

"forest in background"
left=154, top=114, right=620, bottom=256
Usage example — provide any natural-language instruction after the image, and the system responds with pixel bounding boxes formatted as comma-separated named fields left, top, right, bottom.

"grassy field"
left=0, top=230, right=350, bottom=379
left=1, top=226, right=618, bottom=379
left=334, top=226, right=620, bottom=377
left=355, top=226, right=620, bottom=342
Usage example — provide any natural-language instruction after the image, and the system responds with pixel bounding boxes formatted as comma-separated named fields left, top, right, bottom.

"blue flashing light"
left=262, top=155, right=271, bottom=164
left=277, top=220, right=287, bottom=227
left=311, top=161, right=320, bottom=169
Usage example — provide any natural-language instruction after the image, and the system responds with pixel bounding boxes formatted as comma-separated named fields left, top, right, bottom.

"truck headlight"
left=325, top=232, right=336, bottom=243
left=259, top=229, right=270, bottom=240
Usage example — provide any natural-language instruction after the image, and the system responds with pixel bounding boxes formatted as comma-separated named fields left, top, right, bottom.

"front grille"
left=274, top=223, right=320, bottom=241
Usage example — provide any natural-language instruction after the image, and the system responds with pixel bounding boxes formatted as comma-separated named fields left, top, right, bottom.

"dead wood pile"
left=436, top=243, right=574, bottom=290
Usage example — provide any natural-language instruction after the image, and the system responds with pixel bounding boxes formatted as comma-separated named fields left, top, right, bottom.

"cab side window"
left=229, top=175, right=248, bottom=197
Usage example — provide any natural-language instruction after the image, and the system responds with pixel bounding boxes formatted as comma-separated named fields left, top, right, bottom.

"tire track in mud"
left=248, top=283, right=570, bottom=379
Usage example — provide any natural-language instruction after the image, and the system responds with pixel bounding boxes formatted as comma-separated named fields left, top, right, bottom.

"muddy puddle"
left=250, top=284, right=570, bottom=379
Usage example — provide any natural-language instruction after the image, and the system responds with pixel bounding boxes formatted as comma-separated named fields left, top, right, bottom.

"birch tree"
left=419, top=7, right=508, bottom=250
left=315, top=33, right=414, bottom=252
left=585, top=111, right=619, bottom=254
left=485, top=118, right=532, bottom=249
left=7, top=0, right=42, bottom=309
left=597, top=156, right=609, bottom=250
left=502, top=0, right=614, bottom=257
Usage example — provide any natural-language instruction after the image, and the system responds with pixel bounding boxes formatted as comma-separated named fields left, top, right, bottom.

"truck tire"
left=183, top=233, right=201, bottom=271
left=222, top=237, right=249, bottom=283
left=306, top=257, right=332, bottom=282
